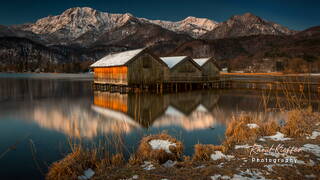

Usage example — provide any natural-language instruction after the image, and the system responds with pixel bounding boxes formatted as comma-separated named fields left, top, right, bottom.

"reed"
left=222, top=112, right=280, bottom=151
left=281, top=108, right=319, bottom=137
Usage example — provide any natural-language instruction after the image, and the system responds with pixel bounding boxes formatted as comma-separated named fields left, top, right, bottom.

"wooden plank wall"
left=94, top=66, right=128, bottom=85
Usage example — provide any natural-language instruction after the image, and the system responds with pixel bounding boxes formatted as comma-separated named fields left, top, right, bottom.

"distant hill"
left=169, top=26, right=320, bottom=72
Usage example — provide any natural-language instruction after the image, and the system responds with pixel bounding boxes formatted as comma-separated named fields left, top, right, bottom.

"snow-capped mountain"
left=17, top=7, right=219, bottom=42
left=11, top=8, right=297, bottom=46
left=141, top=16, right=218, bottom=38
left=18, top=7, right=138, bottom=44
left=201, top=13, right=295, bottom=39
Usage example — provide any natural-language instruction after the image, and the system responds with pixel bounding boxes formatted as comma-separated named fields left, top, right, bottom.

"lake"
left=0, top=73, right=318, bottom=179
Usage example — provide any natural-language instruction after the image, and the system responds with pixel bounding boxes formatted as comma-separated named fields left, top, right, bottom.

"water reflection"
left=93, top=91, right=221, bottom=132
left=16, top=89, right=318, bottom=139
left=27, top=91, right=222, bottom=138
left=32, top=103, right=139, bottom=138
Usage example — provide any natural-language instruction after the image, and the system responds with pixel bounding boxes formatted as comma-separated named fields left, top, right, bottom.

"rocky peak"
left=62, top=7, right=96, bottom=16
left=143, top=16, right=218, bottom=38
left=181, top=16, right=218, bottom=29
left=19, top=7, right=137, bottom=42
left=201, top=12, right=295, bottom=39
left=229, top=12, right=264, bottom=24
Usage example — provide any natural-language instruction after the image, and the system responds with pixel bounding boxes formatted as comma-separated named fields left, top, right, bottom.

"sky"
left=0, top=0, right=318, bottom=30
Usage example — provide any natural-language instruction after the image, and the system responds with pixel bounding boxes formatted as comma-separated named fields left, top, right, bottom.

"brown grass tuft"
left=259, top=120, right=280, bottom=136
left=46, top=147, right=98, bottom=180
left=223, top=115, right=260, bottom=150
left=111, top=153, right=125, bottom=166
left=128, top=154, right=143, bottom=166
left=136, top=133, right=183, bottom=164
left=193, top=144, right=225, bottom=161
left=281, top=109, right=317, bottom=137
left=223, top=113, right=281, bottom=151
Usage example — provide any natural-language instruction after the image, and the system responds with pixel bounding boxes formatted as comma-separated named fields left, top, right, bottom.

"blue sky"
left=0, top=0, right=319, bottom=30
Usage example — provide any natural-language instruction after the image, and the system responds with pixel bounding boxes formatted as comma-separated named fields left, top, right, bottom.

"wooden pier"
left=93, top=80, right=228, bottom=94
left=93, top=75, right=320, bottom=95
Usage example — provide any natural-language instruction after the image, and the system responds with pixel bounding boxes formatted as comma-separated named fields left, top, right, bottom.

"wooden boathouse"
left=193, top=57, right=220, bottom=81
left=160, top=56, right=203, bottom=82
left=90, top=48, right=168, bottom=88
left=91, top=48, right=223, bottom=93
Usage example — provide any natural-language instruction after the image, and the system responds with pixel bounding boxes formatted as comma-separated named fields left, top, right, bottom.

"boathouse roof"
left=194, top=57, right=221, bottom=70
left=160, top=56, right=188, bottom=69
left=193, top=58, right=212, bottom=66
left=90, top=48, right=145, bottom=68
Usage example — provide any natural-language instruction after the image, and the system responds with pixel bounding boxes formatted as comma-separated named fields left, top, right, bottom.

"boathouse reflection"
left=93, top=91, right=221, bottom=131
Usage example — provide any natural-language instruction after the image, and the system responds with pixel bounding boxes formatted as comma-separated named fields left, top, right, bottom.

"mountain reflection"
left=32, top=103, right=140, bottom=138
left=29, top=91, right=221, bottom=138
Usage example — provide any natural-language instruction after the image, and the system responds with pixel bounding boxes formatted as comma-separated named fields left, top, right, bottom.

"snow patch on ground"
left=217, top=162, right=224, bottom=168
left=162, top=160, right=176, bottom=168
left=120, top=175, right=139, bottom=180
left=233, top=169, right=267, bottom=180
left=132, top=175, right=139, bottom=179
left=259, top=138, right=266, bottom=142
left=212, top=169, right=267, bottom=180
left=141, top=161, right=155, bottom=170
left=305, top=174, right=316, bottom=178
left=301, top=144, right=320, bottom=157
left=149, top=139, right=176, bottom=153
left=78, top=168, right=95, bottom=180
left=247, top=123, right=259, bottom=129
left=265, top=163, right=298, bottom=172
left=262, top=132, right=292, bottom=141
left=210, top=174, right=230, bottom=180
left=306, top=131, right=320, bottom=139
left=235, top=144, right=262, bottom=149
left=211, top=151, right=234, bottom=160
left=195, top=165, right=206, bottom=169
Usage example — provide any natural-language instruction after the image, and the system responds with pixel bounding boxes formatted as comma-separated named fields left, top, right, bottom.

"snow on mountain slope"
left=142, top=16, right=218, bottom=38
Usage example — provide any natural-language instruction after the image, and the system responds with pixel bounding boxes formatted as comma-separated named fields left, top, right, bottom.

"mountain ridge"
left=5, top=7, right=297, bottom=46
left=201, top=12, right=295, bottom=39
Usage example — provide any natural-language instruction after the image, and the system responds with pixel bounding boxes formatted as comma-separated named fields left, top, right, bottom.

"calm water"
left=0, top=73, right=319, bottom=179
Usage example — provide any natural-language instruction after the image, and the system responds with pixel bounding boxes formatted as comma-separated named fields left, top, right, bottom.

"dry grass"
left=223, top=114, right=260, bottom=150
left=192, top=144, right=225, bottom=161
left=222, top=113, right=280, bottom=151
left=46, top=147, right=98, bottom=180
left=259, top=120, right=280, bottom=136
left=110, top=153, right=125, bottom=166
left=281, top=108, right=319, bottom=137
left=136, top=133, right=183, bottom=164
left=46, top=141, right=127, bottom=180
left=128, top=154, right=143, bottom=166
